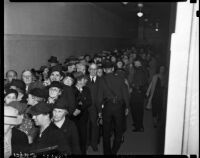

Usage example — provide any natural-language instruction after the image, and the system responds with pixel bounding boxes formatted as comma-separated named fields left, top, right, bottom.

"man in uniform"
left=97, top=61, right=129, bottom=155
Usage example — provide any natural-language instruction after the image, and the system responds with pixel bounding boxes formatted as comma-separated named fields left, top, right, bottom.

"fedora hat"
left=48, top=56, right=59, bottom=63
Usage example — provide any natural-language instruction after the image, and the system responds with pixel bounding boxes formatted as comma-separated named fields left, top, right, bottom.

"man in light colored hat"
left=4, top=106, right=29, bottom=158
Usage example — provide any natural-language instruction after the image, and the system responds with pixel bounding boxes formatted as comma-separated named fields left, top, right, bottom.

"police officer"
left=97, top=61, right=129, bottom=155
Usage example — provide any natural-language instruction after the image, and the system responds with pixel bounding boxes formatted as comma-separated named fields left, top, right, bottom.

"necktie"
left=91, top=77, right=95, bottom=83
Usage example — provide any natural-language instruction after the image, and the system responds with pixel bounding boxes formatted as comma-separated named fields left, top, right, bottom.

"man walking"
left=97, top=61, right=129, bottom=155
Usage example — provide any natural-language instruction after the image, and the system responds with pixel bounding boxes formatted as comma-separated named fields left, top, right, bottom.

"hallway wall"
left=4, top=2, right=135, bottom=76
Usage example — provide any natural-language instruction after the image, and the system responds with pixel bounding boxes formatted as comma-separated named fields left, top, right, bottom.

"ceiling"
left=94, top=2, right=172, bottom=22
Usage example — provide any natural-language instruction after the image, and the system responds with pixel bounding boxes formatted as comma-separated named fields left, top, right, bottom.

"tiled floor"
left=87, top=109, right=166, bottom=155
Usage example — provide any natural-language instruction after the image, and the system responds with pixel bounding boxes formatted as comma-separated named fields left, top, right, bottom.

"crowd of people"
left=4, top=45, right=168, bottom=156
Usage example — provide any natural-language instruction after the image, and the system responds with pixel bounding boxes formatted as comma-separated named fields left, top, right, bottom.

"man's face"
left=78, top=78, right=87, bottom=87
left=49, top=87, right=61, bottom=98
left=89, top=64, right=97, bottom=77
left=50, top=71, right=62, bottom=82
left=32, top=114, right=45, bottom=126
left=27, top=94, right=38, bottom=106
left=53, top=108, right=67, bottom=123
left=85, top=56, right=90, bottom=62
left=76, top=65, right=86, bottom=74
left=4, top=93, right=17, bottom=104
left=117, top=61, right=123, bottom=69
left=22, top=71, right=32, bottom=85
left=50, top=63, right=57, bottom=67
left=43, top=68, right=49, bottom=78
left=111, top=56, right=116, bottom=63
left=7, top=71, right=17, bottom=83
left=97, top=69, right=103, bottom=77
left=123, top=56, right=129, bottom=65
left=104, top=68, right=113, bottom=74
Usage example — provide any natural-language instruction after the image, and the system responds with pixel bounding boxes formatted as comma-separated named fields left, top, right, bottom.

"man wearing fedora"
left=4, top=105, right=29, bottom=158
left=48, top=56, right=59, bottom=68
left=28, top=102, right=70, bottom=156
left=52, top=96, right=82, bottom=155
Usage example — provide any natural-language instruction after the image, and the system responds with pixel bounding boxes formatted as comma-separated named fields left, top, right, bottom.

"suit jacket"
left=72, top=86, right=92, bottom=119
left=86, top=76, right=100, bottom=111
left=62, top=85, right=76, bottom=115
left=11, top=127, right=29, bottom=155
left=59, top=117, right=82, bottom=155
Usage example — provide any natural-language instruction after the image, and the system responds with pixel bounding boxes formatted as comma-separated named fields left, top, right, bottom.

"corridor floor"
left=87, top=109, right=166, bottom=155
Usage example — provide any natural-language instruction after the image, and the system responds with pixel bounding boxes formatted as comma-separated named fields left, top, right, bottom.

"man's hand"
left=73, top=109, right=81, bottom=116
left=125, top=108, right=129, bottom=116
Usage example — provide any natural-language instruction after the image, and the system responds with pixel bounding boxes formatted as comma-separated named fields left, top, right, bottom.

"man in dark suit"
left=86, top=63, right=100, bottom=151
left=97, top=61, right=129, bottom=155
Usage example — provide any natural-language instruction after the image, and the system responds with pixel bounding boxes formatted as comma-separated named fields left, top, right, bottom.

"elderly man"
left=76, top=63, right=87, bottom=75
left=4, top=70, right=18, bottom=89
left=86, top=63, right=102, bottom=152
left=28, top=102, right=70, bottom=156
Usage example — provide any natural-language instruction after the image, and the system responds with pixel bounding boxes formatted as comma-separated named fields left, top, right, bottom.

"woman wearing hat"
left=47, top=81, right=63, bottom=105
left=4, top=106, right=29, bottom=158
left=9, top=79, right=27, bottom=104
left=52, top=96, right=82, bottom=155
left=17, top=88, right=48, bottom=144
left=71, top=72, right=92, bottom=155
left=28, top=102, right=70, bottom=156
left=4, top=89, right=18, bottom=105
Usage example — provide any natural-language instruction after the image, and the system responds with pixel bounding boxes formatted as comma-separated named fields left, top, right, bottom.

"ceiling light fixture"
left=122, top=2, right=128, bottom=5
left=155, top=22, right=159, bottom=31
left=137, top=3, right=144, bottom=18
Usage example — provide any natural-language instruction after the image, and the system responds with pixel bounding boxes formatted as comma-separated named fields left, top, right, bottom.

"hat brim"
left=4, top=115, right=21, bottom=125
left=48, top=60, right=58, bottom=63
